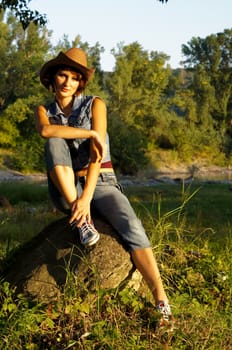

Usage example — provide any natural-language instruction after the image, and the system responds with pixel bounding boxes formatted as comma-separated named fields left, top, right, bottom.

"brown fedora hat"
left=40, top=48, right=95, bottom=89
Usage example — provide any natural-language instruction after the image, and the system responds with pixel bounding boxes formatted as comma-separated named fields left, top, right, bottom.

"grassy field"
left=0, top=180, right=231, bottom=349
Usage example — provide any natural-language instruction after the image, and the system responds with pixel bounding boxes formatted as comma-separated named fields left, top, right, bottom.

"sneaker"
left=156, top=300, right=174, bottom=331
left=77, top=221, right=100, bottom=247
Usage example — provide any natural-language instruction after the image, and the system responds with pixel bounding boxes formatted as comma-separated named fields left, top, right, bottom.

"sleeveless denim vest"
left=45, top=95, right=111, bottom=171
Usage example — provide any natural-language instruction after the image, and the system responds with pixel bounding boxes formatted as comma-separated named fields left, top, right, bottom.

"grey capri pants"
left=45, top=138, right=151, bottom=252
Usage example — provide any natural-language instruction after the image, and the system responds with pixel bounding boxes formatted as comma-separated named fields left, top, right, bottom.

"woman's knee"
left=45, top=138, right=72, bottom=172
left=45, top=137, right=69, bottom=155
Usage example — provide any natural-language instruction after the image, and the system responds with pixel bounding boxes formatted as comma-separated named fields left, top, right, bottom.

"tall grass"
left=0, top=180, right=231, bottom=349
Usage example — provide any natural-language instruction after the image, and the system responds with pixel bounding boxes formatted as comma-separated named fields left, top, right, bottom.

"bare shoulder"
left=36, top=104, right=46, bottom=113
left=92, top=96, right=106, bottom=110
left=35, top=105, right=48, bottom=119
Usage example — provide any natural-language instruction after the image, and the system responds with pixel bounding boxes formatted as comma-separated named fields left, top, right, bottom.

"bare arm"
left=70, top=97, right=107, bottom=225
left=35, top=104, right=106, bottom=157
left=83, top=97, right=107, bottom=199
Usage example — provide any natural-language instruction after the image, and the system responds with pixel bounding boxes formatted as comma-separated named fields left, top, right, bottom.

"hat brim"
left=40, top=52, right=95, bottom=89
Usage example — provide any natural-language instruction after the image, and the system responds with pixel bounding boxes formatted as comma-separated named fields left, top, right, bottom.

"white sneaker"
left=78, top=221, right=100, bottom=247
left=156, top=301, right=174, bottom=331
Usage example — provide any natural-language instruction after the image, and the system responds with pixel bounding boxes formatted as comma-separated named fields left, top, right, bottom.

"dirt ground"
left=0, top=169, right=47, bottom=182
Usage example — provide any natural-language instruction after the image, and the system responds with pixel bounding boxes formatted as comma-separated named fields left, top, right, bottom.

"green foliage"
left=0, top=14, right=51, bottom=106
left=0, top=0, right=47, bottom=29
left=107, top=42, right=171, bottom=131
left=106, top=42, right=174, bottom=173
left=0, top=99, right=32, bottom=147
left=182, top=29, right=232, bottom=134
left=0, top=180, right=49, bottom=205
left=0, top=181, right=57, bottom=260
left=0, top=94, right=47, bottom=170
left=0, top=281, right=47, bottom=349
left=10, top=133, right=46, bottom=172
left=108, top=115, right=148, bottom=174
left=0, top=13, right=51, bottom=170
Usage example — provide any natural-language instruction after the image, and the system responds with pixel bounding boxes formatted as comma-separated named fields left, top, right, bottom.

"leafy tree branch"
left=0, top=0, right=47, bottom=29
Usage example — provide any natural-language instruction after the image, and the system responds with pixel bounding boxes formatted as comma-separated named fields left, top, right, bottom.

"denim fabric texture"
left=46, top=159, right=151, bottom=251
left=45, top=95, right=111, bottom=171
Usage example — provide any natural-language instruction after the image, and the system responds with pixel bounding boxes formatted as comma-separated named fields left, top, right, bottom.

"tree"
left=0, top=12, right=52, bottom=107
left=108, top=42, right=171, bottom=131
left=182, top=29, right=232, bottom=131
left=0, top=0, right=47, bottom=29
left=106, top=42, right=173, bottom=173
left=0, top=13, right=51, bottom=170
left=173, top=27, right=232, bottom=163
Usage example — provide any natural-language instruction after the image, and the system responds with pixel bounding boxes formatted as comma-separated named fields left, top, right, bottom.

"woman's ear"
left=49, top=84, right=55, bottom=93
left=76, top=79, right=87, bottom=94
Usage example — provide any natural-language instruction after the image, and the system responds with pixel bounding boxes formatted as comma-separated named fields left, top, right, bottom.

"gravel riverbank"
left=1, top=166, right=232, bottom=185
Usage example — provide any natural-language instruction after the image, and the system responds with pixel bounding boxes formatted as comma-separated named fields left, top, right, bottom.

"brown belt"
left=76, top=167, right=114, bottom=177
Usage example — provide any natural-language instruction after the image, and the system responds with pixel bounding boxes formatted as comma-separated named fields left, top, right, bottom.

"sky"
left=30, top=0, right=232, bottom=71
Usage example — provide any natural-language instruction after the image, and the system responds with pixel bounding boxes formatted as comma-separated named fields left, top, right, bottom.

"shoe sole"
left=80, top=232, right=100, bottom=247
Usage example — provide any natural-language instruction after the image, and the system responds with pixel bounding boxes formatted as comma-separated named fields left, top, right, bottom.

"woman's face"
left=53, top=68, right=82, bottom=98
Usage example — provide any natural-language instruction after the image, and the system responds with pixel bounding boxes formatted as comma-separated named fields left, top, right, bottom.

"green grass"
left=0, top=180, right=231, bottom=349
left=126, top=181, right=232, bottom=243
left=0, top=181, right=63, bottom=259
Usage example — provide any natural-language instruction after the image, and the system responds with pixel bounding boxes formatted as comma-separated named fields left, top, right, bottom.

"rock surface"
left=3, top=216, right=141, bottom=302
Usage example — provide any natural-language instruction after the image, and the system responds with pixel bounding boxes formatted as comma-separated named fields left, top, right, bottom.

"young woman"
left=35, top=47, right=173, bottom=328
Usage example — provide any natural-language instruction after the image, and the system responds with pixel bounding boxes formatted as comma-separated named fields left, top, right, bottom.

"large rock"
left=2, top=216, right=142, bottom=302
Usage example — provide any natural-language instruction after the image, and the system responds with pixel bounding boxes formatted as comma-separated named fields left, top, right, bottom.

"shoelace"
left=79, top=222, right=99, bottom=244
left=70, top=220, right=99, bottom=246
left=79, top=222, right=94, bottom=237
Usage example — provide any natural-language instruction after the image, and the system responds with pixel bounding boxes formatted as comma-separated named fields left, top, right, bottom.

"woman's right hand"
left=91, top=130, right=107, bottom=161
